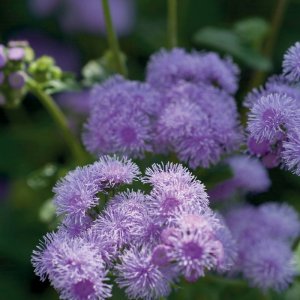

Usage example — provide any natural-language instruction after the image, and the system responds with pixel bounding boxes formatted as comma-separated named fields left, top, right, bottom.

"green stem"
left=101, top=0, right=127, bottom=76
left=27, top=79, right=87, bottom=165
left=168, top=0, right=178, bottom=48
left=248, top=0, right=289, bottom=89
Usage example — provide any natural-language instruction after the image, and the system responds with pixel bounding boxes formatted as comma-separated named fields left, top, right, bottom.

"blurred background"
left=1, top=0, right=300, bottom=299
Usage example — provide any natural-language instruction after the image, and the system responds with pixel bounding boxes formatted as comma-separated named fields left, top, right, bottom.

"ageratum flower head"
left=145, top=162, right=209, bottom=220
left=146, top=48, right=239, bottom=94
left=155, top=83, right=242, bottom=168
left=282, top=130, right=300, bottom=175
left=244, top=75, right=300, bottom=109
left=243, top=239, right=296, bottom=292
left=32, top=232, right=112, bottom=300
left=247, top=93, right=300, bottom=142
left=115, top=246, right=172, bottom=300
left=83, top=76, right=161, bottom=158
left=283, top=42, right=300, bottom=82
left=160, top=213, right=224, bottom=282
left=224, top=203, right=299, bottom=290
left=53, top=156, right=139, bottom=225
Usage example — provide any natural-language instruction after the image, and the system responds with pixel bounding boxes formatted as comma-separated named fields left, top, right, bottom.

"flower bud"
left=8, top=71, right=26, bottom=89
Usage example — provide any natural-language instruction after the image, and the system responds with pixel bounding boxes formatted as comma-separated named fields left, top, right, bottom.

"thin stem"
left=101, top=0, right=127, bottom=76
left=27, top=78, right=88, bottom=165
left=248, top=0, right=289, bottom=89
left=264, top=0, right=289, bottom=58
left=168, top=0, right=178, bottom=48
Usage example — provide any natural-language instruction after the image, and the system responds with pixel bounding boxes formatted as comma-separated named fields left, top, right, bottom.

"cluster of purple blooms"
left=0, top=41, right=29, bottom=106
left=84, top=48, right=242, bottom=169
left=225, top=203, right=300, bottom=291
left=32, top=156, right=238, bottom=300
left=246, top=42, right=300, bottom=175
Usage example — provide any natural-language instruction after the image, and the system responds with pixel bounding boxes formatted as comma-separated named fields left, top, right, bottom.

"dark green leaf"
left=194, top=27, right=272, bottom=70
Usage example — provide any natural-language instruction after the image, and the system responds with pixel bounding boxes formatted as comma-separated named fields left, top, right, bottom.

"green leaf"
left=194, top=27, right=272, bottom=71
left=234, top=17, right=270, bottom=48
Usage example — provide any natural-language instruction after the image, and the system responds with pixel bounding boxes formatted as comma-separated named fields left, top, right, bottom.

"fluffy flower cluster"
left=84, top=48, right=242, bottom=169
left=209, top=155, right=271, bottom=201
left=245, top=42, right=300, bottom=175
left=225, top=203, right=300, bottom=291
left=32, top=156, right=236, bottom=300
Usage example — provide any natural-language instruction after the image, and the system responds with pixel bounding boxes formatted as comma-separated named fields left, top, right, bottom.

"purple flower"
left=143, top=162, right=209, bottom=217
left=115, top=246, right=172, bottom=300
left=91, top=155, right=140, bottom=188
left=224, top=203, right=300, bottom=290
left=282, top=131, right=300, bottom=175
left=8, top=47, right=25, bottom=61
left=155, top=84, right=242, bottom=168
left=148, top=179, right=209, bottom=221
left=83, top=76, right=160, bottom=158
left=32, top=233, right=112, bottom=300
left=214, top=216, right=237, bottom=273
left=93, top=204, right=145, bottom=249
left=53, top=164, right=101, bottom=223
left=162, top=213, right=224, bottom=282
left=53, top=156, right=139, bottom=224
left=283, top=42, right=300, bottom=82
left=243, top=239, right=296, bottom=291
left=58, top=215, right=93, bottom=238
left=259, top=202, right=300, bottom=242
left=8, top=71, right=26, bottom=89
left=146, top=48, right=239, bottom=94
left=247, top=93, right=300, bottom=142
left=244, top=75, right=300, bottom=109
left=143, top=162, right=198, bottom=188
left=247, top=136, right=271, bottom=156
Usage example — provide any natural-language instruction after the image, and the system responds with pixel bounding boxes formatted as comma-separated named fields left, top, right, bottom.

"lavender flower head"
left=115, top=246, right=172, bottom=300
left=32, top=233, right=112, bottom=300
left=146, top=48, right=239, bottom=94
left=53, top=156, right=139, bottom=226
left=283, top=42, right=300, bottom=82
left=144, top=162, right=209, bottom=220
left=247, top=93, right=300, bottom=142
left=282, top=130, right=300, bottom=175
left=225, top=203, right=299, bottom=291
left=53, top=165, right=101, bottom=223
left=155, top=83, right=242, bottom=168
left=259, top=202, right=300, bottom=242
left=160, top=213, right=224, bottom=282
left=83, top=76, right=161, bottom=158
left=243, top=239, right=296, bottom=292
